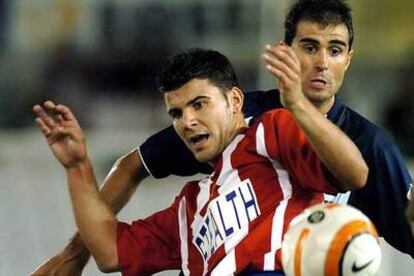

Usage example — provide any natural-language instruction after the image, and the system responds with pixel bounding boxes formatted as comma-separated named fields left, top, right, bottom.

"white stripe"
left=324, top=191, right=350, bottom=204
left=137, top=146, right=154, bottom=176
left=245, top=116, right=253, bottom=125
left=215, top=134, right=251, bottom=255
left=224, top=223, right=249, bottom=256
left=191, top=177, right=212, bottom=276
left=263, top=199, right=289, bottom=270
left=263, top=160, right=292, bottom=270
left=178, top=198, right=190, bottom=276
left=255, top=123, right=268, bottom=158
left=196, top=177, right=212, bottom=211
left=211, top=249, right=236, bottom=276
left=216, top=134, right=244, bottom=186
left=256, top=122, right=293, bottom=270
left=337, top=192, right=350, bottom=204
left=407, top=183, right=413, bottom=200
left=216, top=134, right=244, bottom=196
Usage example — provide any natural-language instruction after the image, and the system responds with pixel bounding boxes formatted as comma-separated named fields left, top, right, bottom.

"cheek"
left=332, top=64, right=347, bottom=83
left=173, top=122, right=184, bottom=138
left=208, top=119, right=225, bottom=140
left=299, top=59, right=312, bottom=76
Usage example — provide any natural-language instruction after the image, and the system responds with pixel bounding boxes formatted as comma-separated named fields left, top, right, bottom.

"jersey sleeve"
left=242, top=89, right=282, bottom=119
left=139, top=90, right=281, bottom=179
left=261, top=109, right=337, bottom=194
left=350, top=130, right=414, bottom=257
left=117, top=195, right=182, bottom=275
left=139, top=125, right=212, bottom=178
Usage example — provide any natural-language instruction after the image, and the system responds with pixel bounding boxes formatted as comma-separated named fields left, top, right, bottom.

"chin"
left=194, top=152, right=216, bottom=163
left=307, top=91, right=333, bottom=103
left=194, top=153, right=209, bottom=163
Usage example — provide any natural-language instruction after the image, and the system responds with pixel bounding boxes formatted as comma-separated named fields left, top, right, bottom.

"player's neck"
left=207, top=116, right=247, bottom=168
left=232, top=114, right=248, bottom=136
left=314, top=96, right=335, bottom=115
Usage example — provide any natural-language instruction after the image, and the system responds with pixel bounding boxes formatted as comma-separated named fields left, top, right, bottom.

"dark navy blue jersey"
left=139, top=89, right=414, bottom=258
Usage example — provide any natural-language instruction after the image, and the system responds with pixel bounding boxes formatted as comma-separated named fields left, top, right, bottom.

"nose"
left=315, top=49, right=328, bottom=71
left=182, top=109, right=198, bottom=129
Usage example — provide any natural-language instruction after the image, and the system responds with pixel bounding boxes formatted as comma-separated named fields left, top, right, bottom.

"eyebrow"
left=187, top=95, right=210, bottom=106
left=299, top=37, right=347, bottom=48
left=167, top=95, right=210, bottom=116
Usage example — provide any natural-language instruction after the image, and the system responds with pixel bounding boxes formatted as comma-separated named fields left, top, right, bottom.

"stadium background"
left=0, top=0, right=413, bottom=275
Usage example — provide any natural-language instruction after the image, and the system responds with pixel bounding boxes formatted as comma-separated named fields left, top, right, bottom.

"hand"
left=262, top=42, right=304, bottom=109
left=31, top=234, right=90, bottom=276
left=33, top=101, right=87, bottom=168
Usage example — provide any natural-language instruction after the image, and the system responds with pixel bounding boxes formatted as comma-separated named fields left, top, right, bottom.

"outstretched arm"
left=33, top=101, right=121, bottom=272
left=31, top=149, right=148, bottom=275
left=262, top=43, right=368, bottom=191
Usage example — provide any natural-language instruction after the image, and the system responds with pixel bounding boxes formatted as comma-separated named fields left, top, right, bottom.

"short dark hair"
left=284, top=0, right=354, bottom=49
left=157, top=48, right=239, bottom=93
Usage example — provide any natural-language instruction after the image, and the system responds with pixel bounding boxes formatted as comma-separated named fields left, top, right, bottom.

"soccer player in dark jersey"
left=31, top=0, right=413, bottom=275
left=33, top=48, right=366, bottom=274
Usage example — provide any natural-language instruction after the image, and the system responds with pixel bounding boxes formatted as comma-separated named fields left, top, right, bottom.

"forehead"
left=294, top=20, right=350, bottom=47
left=164, top=78, right=222, bottom=108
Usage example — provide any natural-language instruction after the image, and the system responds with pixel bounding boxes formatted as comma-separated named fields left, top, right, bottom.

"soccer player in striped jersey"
left=33, top=48, right=367, bottom=274
left=31, top=0, right=413, bottom=275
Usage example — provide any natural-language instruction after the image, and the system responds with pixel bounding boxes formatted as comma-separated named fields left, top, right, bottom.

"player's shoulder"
left=242, top=89, right=282, bottom=118
left=338, top=103, right=398, bottom=152
left=251, top=108, right=293, bottom=128
left=244, top=108, right=300, bottom=145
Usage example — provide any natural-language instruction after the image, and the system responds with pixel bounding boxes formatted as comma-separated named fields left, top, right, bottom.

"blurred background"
left=0, top=0, right=413, bottom=275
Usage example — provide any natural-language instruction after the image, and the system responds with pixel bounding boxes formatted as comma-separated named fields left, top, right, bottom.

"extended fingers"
left=263, top=51, right=294, bottom=85
left=265, top=65, right=288, bottom=91
left=34, top=116, right=52, bottom=136
left=263, top=55, right=296, bottom=82
left=263, top=44, right=299, bottom=75
left=262, top=51, right=296, bottom=86
left=33, top=103, right=58, bottom=130
left=43, top=100, right=56, bottom=110
left=43, top=101, right=65, bottom=123
left=54, top=104, right=76, bottom=122
left=33, top=101, right=80, bottom=134
left=34, top=101, right=75, bottom=123
left=274, top=43, right=300, bottom=66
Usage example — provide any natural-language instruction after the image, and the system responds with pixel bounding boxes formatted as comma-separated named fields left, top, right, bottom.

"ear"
left=228, top=87, right=244, bottom=113
left=345, top=49, right=354, bottom=71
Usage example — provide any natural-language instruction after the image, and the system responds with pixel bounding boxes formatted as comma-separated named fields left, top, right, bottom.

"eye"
left=303, top=44, right=317, bottom=54
left=192, top=101, right=206, bottom=110
left=169, top=109, right=182, bottom=119
left=329, top=47, right=343, bottom=56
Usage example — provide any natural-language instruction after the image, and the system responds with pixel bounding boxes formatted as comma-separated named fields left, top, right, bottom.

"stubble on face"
left=165, top=79, right=243, bottom=164
left=291, top=21, right=353, bottom=113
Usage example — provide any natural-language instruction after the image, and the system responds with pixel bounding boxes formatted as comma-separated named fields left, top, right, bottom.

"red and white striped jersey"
left=117, top=109, right=337, bottom=275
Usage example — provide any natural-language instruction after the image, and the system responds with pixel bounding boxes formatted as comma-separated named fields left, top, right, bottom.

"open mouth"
left=310, top=79, right=329, bottom=88
left=312, top=78, right=327, bottom=84
left=189, top=134, right=209, bottom=146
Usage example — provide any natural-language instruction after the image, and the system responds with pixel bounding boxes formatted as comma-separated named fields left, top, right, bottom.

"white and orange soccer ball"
left=281, top=203, right=381, bottom=276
